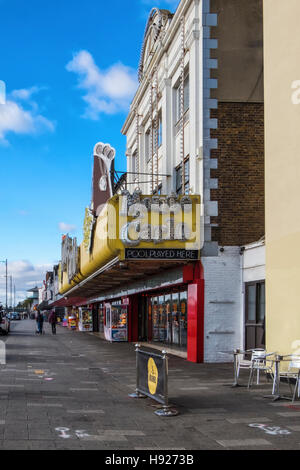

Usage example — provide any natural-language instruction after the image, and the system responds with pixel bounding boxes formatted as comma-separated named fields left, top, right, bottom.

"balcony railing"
left=112, top=171, right=127, bottom=194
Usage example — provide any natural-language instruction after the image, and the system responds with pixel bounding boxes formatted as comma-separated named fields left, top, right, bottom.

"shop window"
left=148, top=289, right=188, bottom=350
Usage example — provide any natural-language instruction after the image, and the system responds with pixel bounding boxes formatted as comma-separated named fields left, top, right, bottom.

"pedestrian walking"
left=48, top=310, right=57, bottom=335
left=35, top=309, right=44, bottom=335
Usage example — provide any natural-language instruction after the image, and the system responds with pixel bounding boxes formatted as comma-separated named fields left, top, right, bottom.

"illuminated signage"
left=118, top=190, right=200, bottom=249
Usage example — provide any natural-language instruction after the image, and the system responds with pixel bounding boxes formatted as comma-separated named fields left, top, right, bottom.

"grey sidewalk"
left=0, top=319, right=299, bottom=450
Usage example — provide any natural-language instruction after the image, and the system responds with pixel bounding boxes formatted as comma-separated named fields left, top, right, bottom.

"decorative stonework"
left=138, top=8, right=173, bottom=83
left=83, top=207, right=95, bottom=253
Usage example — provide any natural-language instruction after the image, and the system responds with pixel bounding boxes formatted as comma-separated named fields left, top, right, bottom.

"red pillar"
left=186, top=261, right=204, bottom=363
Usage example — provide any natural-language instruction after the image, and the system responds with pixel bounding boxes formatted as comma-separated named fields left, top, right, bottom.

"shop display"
left=79, top=307, right=93, bottom=332
left=66, top=307, right=79, bottom=330
left=152, top=301, right=159, bottom=341
left=159, top=299, right=167, bottom=342
left=104, top=303, right=128, bottom=342
left=68, top=315, right=77, bottom=330
left=149, top=290, right=188, bottom=350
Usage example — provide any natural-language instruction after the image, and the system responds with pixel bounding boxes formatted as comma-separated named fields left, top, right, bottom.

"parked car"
left=0, top=314, right=10, bottom=335
left=11, top=312, right=20, bottom=320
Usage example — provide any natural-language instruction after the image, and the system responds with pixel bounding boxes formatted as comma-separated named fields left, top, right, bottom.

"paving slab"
left=2, top=319, right=300, bottom=450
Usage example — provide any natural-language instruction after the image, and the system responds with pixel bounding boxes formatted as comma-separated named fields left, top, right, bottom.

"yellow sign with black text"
left=148, top=357, right=158, bottom=395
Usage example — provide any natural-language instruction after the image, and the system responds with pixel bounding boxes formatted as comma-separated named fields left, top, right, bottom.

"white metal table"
left=218, top=349, right=249, bottom=387
left=264, top=355, right=299, bottom=402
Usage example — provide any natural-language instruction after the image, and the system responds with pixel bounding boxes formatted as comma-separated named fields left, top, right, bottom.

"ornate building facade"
left=50, top=0, right=265, bottom=363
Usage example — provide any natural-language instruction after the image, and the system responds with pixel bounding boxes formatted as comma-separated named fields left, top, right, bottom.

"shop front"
left=58, top=191, right=203, bottom=361
left=82, top=260, right=204, bottom=361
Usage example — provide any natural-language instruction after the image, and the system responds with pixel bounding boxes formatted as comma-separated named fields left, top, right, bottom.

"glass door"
left=179, top=291, right=188, bottom=349
left=158, top=296, right=167, bottom=342
left=165, top=294, right=172, bottom=345
left=152, top=297, right=159, bottom=342
left=245, top=281, right=265, bottom=350
left=171, top=293, right=180, bottom=346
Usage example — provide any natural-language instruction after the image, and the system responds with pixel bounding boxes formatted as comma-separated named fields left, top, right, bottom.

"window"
left=245, top=281, right=265, bottom=350
left=152, top=184, right=162, bottom=195
left=145, top=130, right=151, bottom=163
left=174, top=73, right=189, bottom=124
left=132, top=150, right=138, bottom=178
left=158, top=113, right=162, bottom=148
left=145, top=115, right=162, bottom=164
left=175, top=158, right=190, bottom=195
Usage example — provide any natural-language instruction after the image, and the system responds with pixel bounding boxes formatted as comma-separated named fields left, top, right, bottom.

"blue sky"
left=0, top=0, right=179, bottom=303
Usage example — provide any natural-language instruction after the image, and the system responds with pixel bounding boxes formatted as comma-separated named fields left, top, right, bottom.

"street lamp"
left=0, top=259, right=8, bottom=313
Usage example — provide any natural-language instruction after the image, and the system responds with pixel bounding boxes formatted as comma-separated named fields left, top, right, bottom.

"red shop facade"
left=82, top=261, right=204, bottom=363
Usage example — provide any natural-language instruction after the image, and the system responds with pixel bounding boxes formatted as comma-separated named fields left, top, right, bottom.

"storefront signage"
left=148, top=357, right=159, bottom=395
left=119, top=190, right=201, bottom=249
left=59, top=187, right=201, bottom=296
left=61, top=235, right=80, bottom=283
left=125, top=248, right=199, bottom=260
left=137, top=349, right=165, bottom=404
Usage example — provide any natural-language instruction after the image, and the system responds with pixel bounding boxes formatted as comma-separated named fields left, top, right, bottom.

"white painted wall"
left=243, top=241, right=265, bottom=283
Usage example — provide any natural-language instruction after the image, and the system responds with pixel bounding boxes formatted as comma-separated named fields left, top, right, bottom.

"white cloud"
left=10, top=86, right=40, bottom=101
left=66, top=50, right=138, bottom=119
left=0, top=260, right=52, bottom=306
left=0, top=86, right=55, bottom=144
left=58, top=222, right=76, bottom=233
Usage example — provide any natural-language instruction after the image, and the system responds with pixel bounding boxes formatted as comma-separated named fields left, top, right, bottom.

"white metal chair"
left=236, top=351, right=252, bottom=380
left=247, top=349, right=275, bottom=388
left=277, top=355, right=300, bottom=402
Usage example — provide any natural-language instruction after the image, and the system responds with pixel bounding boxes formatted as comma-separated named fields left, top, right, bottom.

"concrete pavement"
left=0, top=319, right=300, bottom=450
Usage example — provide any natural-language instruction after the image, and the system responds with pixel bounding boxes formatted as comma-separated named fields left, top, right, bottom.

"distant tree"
left=18, top=298, right=33, bottom=312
